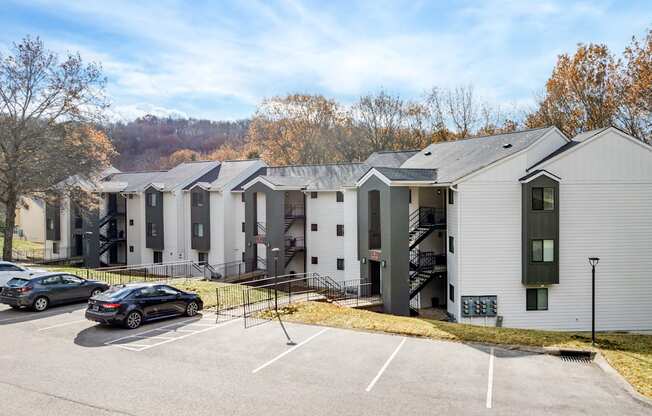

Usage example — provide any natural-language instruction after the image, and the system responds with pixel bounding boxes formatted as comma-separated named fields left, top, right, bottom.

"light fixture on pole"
left=588, top=257, right=600, bottom=346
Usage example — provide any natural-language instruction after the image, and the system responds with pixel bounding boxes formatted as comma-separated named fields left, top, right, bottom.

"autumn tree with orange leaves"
left=0, top=37, right=115, bottom=260
left=527, top=29, right=651, bottom=143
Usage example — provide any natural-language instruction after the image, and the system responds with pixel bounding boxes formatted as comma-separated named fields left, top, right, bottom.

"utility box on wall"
left=461, top=295, right=497, bottom=318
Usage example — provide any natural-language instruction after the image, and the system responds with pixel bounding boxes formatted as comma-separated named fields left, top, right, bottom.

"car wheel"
left=124, top=311, right=142, bottom=329
left=91, top=288, right=103, bottom=298
left=185, top=301, right=199, bottom=317
left=32, top=296, right=49, bottom=312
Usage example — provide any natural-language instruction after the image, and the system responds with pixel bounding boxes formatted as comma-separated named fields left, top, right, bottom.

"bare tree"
left=352, top=89, right=406, bottom=152
left=424, top=85, right=481, bottom=139
left=0, top=36, right=114, bottom=260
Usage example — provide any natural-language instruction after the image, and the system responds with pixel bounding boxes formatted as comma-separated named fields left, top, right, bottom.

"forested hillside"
left=106, top=116, right=249, bottom=170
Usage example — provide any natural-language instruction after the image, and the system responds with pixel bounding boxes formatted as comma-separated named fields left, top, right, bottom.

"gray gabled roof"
left=265, top=163, right=370, bottom=190
left=365, top=150, right=420, bottom=167
left=209, top=159, right=264, bottom=191
left=148, top=160, right=219, bottom=191
left=103, top=161, right=220, bottom=193
left=373, top=167, right=438, bottom=182
left=103, top=170, right=165, bottom=192
left=401, top=127, right=556, bottom=183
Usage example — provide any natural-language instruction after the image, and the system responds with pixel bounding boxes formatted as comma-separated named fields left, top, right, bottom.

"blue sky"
left=1, top=0, right=650, bottom=121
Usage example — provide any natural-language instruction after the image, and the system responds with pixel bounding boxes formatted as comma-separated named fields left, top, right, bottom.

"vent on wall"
left=424, top=150, right=432, bottom=156
left=502, top=143, right=513, bottom=149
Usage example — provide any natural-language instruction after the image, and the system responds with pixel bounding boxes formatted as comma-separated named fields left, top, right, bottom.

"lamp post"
left=588, top=257, right=600, bottom=346
left=271, top=247, right=279, bottom=311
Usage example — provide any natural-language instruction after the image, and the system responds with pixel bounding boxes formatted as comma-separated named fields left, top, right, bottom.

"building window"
left=336, top=224, right=344, bottom=236
left=191, top=192, right=204, bottom=207
left=198, top=252, right=208, bottom=263
left=242, top=251, right=246, bottom=262
left=241, top=193, right=245, bottom=203
left=129, top=219, right=134, bottom=226
left=153, top=251, right=163, bottom=264
left=311, top=223, right=318, bottom=232
left=147, top=222, right=158, bottom=237
left=531, top=239, right=554, bottom=262
left=336, top=191, right=344, bottom=202
left=52, top=242, right=59, bottom=254
left=526, top=288, right=548, bottom=311
left=147, top=193, right=157, bottom=207
left=408, top=189, right=412, bottom=204
left=448, top=236, right=454, bottom=253
left=193, top=223, right=204, bottom=238
left=311, top=256, right=318, bottom=265
left=448, top=188, right=454, bottom=205
left=449, top=284, right=454, bottom=302
left=532, top=187, right=554, bottom=211
left=241, top=222, right=245, bottom=232
left=129, top=245, right=134, bottom=253
left=336, top=258, right=344, bottom=270
left=310, top=192, right=318, bottom=199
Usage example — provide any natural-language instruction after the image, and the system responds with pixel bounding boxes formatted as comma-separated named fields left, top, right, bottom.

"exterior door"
left=370, top=261, right=381, bottom=296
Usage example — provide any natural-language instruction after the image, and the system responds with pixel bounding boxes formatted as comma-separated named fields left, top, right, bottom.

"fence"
left=203, top=261, right=247, bottom=280
left=80, top=260, right=202, bottom=286
left=12, top=246, right=81, bottom=265
left=215, top=272, right=382, bottom=327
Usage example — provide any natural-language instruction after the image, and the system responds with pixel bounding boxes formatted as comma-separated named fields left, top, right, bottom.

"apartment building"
left=16, top=126, right=652, bottom=331
left=357, top=126, right=652, bottom=331
left=238, top=151, right=417, bottom=282
left=99, top=159, right=262, bottom=266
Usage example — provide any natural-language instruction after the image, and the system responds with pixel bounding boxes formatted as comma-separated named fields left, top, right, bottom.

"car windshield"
left=6, top=278, right=29, bottom=287
left=102, top=286, right=134, bottom=299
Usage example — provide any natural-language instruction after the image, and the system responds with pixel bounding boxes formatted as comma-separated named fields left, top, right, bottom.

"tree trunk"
left=3, top=191, right=17, bottom=261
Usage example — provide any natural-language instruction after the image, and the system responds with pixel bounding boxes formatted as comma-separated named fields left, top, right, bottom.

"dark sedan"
left=85, top=283, right=203, bottom=329
left=0, top=273, right=109, bottom=311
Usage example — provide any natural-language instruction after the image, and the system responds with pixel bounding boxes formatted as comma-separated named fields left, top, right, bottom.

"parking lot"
left=0, top=302, right=648, bottom=416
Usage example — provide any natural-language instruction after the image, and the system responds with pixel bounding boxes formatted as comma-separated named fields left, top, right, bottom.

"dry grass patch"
left=277, top=301, right=652, bottom=399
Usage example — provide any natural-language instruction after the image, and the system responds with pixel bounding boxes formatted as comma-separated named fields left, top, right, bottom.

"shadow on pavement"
left=0, top=303, right=86, bottom=326
left=74, top=313, right=209, bottom=348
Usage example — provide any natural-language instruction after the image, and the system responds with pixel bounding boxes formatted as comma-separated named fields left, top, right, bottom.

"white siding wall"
left=229, top=193, right=246, bottom=264
left=305, top=190, right=359, bottom=282
left=458, top=130, right=652, bottom=330
left=446, top=188, right=459, bottom=317
left=16, top=197, right=45, bottom=242
left=126, top=194, right=144, bottom=264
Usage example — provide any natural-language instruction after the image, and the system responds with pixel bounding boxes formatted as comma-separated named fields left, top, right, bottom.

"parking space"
left=0, top=303, right=648, bottom=416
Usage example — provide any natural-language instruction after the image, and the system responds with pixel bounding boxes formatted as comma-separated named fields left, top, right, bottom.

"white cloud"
left=9, top=0, right=651, bottom=119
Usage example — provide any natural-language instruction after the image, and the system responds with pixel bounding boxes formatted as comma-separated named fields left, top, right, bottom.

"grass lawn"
left=0, top=237, right=44, bottom=254
left=272, top=301, right=652, bottom=400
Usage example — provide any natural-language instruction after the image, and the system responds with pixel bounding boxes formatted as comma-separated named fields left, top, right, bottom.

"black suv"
left=85, top=283, right=203, bottom=329
left=0, top=273, right=109, bottom=311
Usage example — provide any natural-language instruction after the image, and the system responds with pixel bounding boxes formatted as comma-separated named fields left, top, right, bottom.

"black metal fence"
left=214, top=272, right=382, bottom=327
left=203, top=261, right=246, bottom=280
left=12, top=246, right=81, bottom=265
left=79, top=260, right=202, bottom=286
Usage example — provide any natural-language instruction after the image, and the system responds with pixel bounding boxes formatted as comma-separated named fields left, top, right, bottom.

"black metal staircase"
left=97, top=210, right=125, bottom=257
left=408, top=207, right=446, bottom=250
left=284, top=236, right=305, bottom=268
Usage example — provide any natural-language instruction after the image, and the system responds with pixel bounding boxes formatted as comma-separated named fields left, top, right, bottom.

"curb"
left=593, top=352, right=652, bottom=409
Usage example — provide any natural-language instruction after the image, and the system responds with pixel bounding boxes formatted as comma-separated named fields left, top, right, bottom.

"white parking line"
left=107, top=317, right=240, bottom=352
left=486, top=347, right=495, bottom=409
left=252, top=328, right=329, bottom=374
left=37, top=319, right=88, bottom=331
left=365, top=337, right=407, bottom=392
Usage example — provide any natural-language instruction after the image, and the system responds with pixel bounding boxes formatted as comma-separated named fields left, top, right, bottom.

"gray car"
left=0, top=272, right=109, bottom=311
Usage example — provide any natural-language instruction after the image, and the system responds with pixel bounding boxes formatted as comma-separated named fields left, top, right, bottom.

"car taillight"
left=17, top=286, right=32, bottom=293
left=102, top=303, right=121, bottom=309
